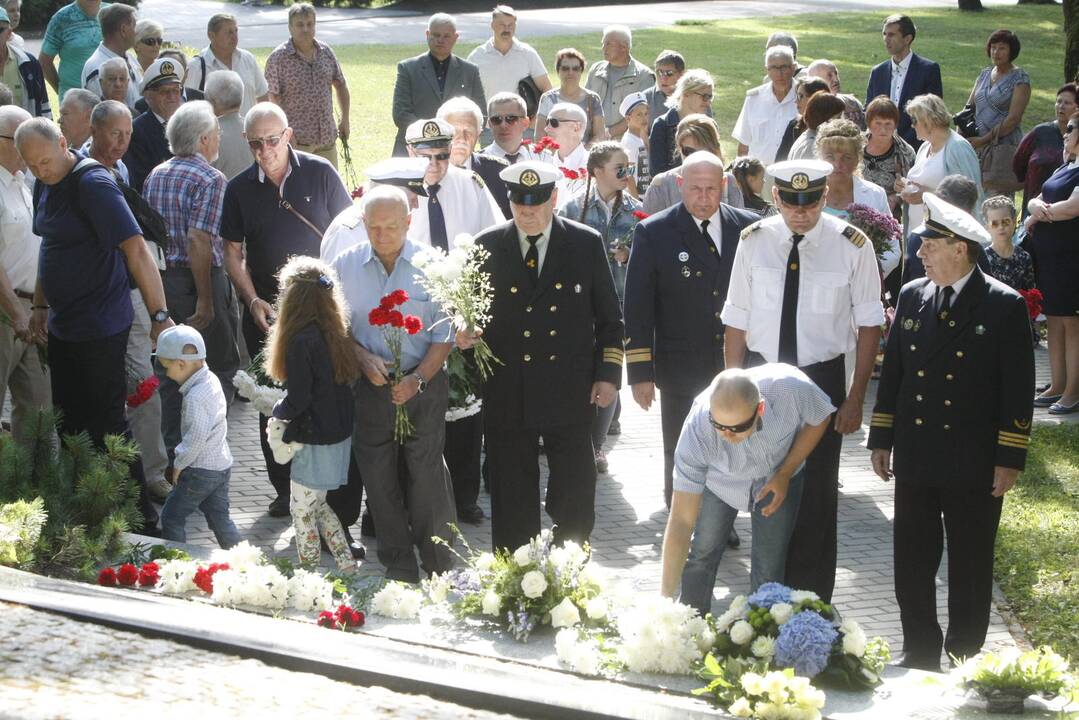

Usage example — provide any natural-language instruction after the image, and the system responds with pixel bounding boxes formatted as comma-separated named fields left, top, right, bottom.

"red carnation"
left=116, top=563, right=139, bottom=587
left=331, top=604, right=364, bottom=629
left=632, top=210, right=650, bottom=220
left=97, top=567, right=117, bottom=586
left=127, top=375, right=161, bottom=409
left=379, top=295, right=396, bottom=311
left=389, top=289, right=409, bottom=306
left=138, top=561, right=160, bottom=587
left=387, top=310, right=405, bottom=328
left=317, top=611, right=337, bottom=628
left=193, top=562, right=229, bottom=594
left=1019, top=288, right=1043, bottom=320
left=368, top=307, right=390, bottom=326
left=560, top=167, right=579, bottom=180
left=403, top=315, right=423, bottom=335
left=351, top=186, right=365, bottom=200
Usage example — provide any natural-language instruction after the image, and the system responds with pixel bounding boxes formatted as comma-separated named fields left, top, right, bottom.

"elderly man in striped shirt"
left=660, top=365, right=834, bottom=617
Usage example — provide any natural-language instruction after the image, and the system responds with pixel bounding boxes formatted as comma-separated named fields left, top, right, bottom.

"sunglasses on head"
left=247, top=134, right=285, bottom=151
left=140, top=37, right=164, bottom=46
left=546, top=117, right=577, bottom=128
left=489, top=114, right=522, bottom=126
left=708, top=409, right=759, bottom=434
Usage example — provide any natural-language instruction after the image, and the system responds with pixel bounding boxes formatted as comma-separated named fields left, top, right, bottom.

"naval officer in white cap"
left=721, top=158, right=885, bottom=603
left=868, top=193, right=1033, bottom=672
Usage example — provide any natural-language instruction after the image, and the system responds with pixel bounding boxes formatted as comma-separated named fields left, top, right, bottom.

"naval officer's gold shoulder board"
left=739, top=221, right=762, bottom=241
left=842, top=224, right=868, bottom=249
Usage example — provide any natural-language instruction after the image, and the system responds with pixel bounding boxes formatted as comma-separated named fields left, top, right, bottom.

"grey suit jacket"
left=391, top=52, right=487, bottom=156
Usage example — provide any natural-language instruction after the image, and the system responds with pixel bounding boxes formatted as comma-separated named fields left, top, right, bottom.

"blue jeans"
left=680, top=471, right=805, bottom=617
left=160, top=466, right=241, bottom=548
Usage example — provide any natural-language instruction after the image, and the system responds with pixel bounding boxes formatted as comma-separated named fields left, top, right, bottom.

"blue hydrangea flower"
left=747, top=582, right=793, bottom=609
left=774, top=610, right=839, bottom=677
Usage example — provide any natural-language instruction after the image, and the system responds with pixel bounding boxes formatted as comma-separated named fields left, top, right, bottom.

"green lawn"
left=995, top=424, right=1079, bottom=661
left=245, top=4, right=1065, bottom=180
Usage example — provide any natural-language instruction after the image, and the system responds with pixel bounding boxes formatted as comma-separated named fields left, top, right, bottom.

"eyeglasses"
left=988, top=218, right=1015, bottom=228
left=247, top=134, right=285, bottom=151
left=140, top=37, right=164, bottom=46
left=546, top=117, right=578, bottom=128
left=422, top=152, right=451, bottom=162
left=708, top=409, right=759, bottom=434
left=558, top=65, right=583, bottom=73
left=767, top=64, right=793, bottom=72
left=656, top=69, right=679, bottom=78
left=692, top=91, right=714, bottom=102
left=489, top=114, right=522, bottom=126
left=0, top=134, right=13, bottom=141
left=680, top=145, right=700, bottom=157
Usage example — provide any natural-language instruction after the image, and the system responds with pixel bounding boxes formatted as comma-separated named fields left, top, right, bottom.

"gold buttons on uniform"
left=523, top=354, right=531, bottom=362
left=550, top=305, right=557, bottom=312
left=549, top=330, right=557, bottom=336
left=910, top=345, right=917, bottom=351
left=696, top=271, right=703, bottom=277
left=713, top=290, right=720, bottom=297
left=915, top=418, right=923, bottom=425
left=549, top=354, right=557, bottom=361
left=714, top=311, right=721, bottom=319
left=917, top=370, right=925, bottom=377
left=956, top=351, right=964, bottom=358
left=915, top=394, right=923, bottom=401
left=946, top=374, right=954, bottom=380
left=944, top=400, right=952, bottom=406
left=949, top=320, right=956, bottom=327
left=523, top=330, right=531, bottom=338
left=555, top=282, right=563, bottom=290
left=510, top=286, right=518, bottom=294
left=943, top=424, right=951, bottom=430
left=525, top=306, right=532, bottom=313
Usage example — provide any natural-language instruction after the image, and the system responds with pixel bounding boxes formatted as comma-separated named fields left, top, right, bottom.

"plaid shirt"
left=174, top=365, right=232, bottom=473
left=143, top=154, right=227, bottom=268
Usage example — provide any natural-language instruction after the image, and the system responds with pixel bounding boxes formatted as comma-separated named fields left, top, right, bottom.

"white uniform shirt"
left=186, top=47, right=269, bottom=117
left=81, top=43, right=142, bottom=108
left=410, top=164, right=504, bottom=248
left=320, top=202, right=423, bottom=263
left=721, top=212, right=885, bottom=367
left=731, top=81, right=798, bottom=165
left=466, top=38, right=548, bottom=102
left=483, top=141, right=544, bottom=164
left=0, top=166, right=40, bottom=294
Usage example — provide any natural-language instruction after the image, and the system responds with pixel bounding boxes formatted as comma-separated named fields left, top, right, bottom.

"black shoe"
left=727, top=527, right=740, bottom=549
left=268, top=495, right=290, bottom=517
left=323, top=530, right=367, bottom=560
left=457, top=503, right=485, bottom=525
left=892, top=653, right=942, bottom=673
left=1034, top=393, right=1062, bottom=407
left=360, top=511, right=376, bottom=538
left=607, top=420, right=621, bottom=436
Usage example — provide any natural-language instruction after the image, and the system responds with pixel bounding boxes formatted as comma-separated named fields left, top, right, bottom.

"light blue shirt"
left=673, top=364, right=835, bottom=512
left=332, top=239, right=452, bottom=372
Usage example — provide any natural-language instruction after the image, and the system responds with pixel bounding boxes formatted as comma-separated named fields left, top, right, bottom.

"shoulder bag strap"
left=279, top=197, right=325, bottom=239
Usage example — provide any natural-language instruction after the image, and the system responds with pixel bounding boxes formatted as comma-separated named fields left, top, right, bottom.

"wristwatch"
left=150, top=309, right=170, bottom=323
left=412, top=372, right=427, bottom=394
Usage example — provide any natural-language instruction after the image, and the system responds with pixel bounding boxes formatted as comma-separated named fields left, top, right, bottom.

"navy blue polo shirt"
left=220, top=149, right=352, bottom=302
left=35, top=153, right=141, bottom=342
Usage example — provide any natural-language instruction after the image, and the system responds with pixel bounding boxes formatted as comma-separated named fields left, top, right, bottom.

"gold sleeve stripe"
left=998, top=430, right=1030, bottom=442
left=870, top=419, right=894, bottom=428
left=998, top=439, right=1029, bottom=450
left=626, top=353, right=652, bottom=363
left=625, top=348, right=652, bottom=355
left=871, top=412, right=895, bottom=420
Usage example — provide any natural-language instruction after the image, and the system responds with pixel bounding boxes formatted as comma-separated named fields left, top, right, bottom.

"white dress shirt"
left=320, top=202, right=423, bottom=263
left=517, top=220, right=552, bottom=273
left=483, top=141, right=544, bottom=164
left=81, top=43, right=142, bottom=108
left=186, top=47, right=269, bottom=117
left=722, top=212, right=885, bottom=367
left=0, top=166, right=40, bottom=294
left=692, top=211, right=722, bottom=254
left=410, top=164, right=504, bottom=248
left=731, top=81, right=799, bottom=165
left=929, top=265, right=976, bottom=307
left=890, top=52, right=914, bottom=106
left=466, top=37, right=548, bottom=102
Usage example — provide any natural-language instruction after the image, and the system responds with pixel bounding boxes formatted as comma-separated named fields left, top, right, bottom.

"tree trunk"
left=958, top=0, right=984, bottom=10
left=1066, top=0, right=1079, bottom=82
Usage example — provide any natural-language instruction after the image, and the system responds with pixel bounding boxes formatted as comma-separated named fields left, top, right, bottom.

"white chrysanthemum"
left=751, top=635, right=777, bottom=659
left=715, top=606, right=743, bottom=632
left=790, top=590, right=820, bottom=604
left=211, top=540, right=264, bottom=570
left=395, top=587, right=422, bottom=618
left=481, top=590, right=501, bottom=616
left=728, top=697, right=754, bottom=718
left=615, top=596, right=708, bottom=674
left=424, top=573, right=449, bottom=604
left=740, top=671, right=765, bottom=695
left=729, top=595, right=749, bottom=614
left=570, top=642, right=601, bottom=675
left=453, top=233, right=476, bottom=250
left=210, top=568, right=241, bottom=606
left=369, top=583, right=402, bottom=617
left=520, top=570, right=547, bottom=598
left=584, top=596, right=608, bottom=620
left=770, top=602, right=794, bottom=625
left=474, top=552, right=496, bottom=572
left=513, top=545, right=533, bottom=567
left=730, top=619, right=755, bottom=645
left=550, top=597, right=581, bottom=628
left=286, top=569, right=334, bottom=612
left=555, top=628, right=578, bottom=662
left=157, top=560, right=199, bottom=594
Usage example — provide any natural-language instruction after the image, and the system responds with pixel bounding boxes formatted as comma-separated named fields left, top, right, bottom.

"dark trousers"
left=486, top=419, right=596, bottom=552
left=445, top=412, right=482, bottom=510
left=660, top=390, right=696, bottom=508
left=894, top=480, right=1003, bottom=665
left=327, top=451, right=365, bottom=529
left=48, top=328, right=158, bottom=528
left=783, top=355, right=845, bottom=602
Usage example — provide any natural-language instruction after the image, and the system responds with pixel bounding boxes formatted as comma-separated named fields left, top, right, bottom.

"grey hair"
left=207, top=13, right=235, bottom=34
left=0, top=105, right=31, bottom=134
left=61, top=88, right=99, bottom=113
left=437, top=96, right=484, bottom=133
left=99, top=3, right=136, bottom=37
left=205, top=70, right=244, bottom=112
left=14, top=117, right=63, bottom=148
left=287, top=2, right=316, bottom=23
left=936, top=174, right=979, bottom=214
left=668, top=68, right=713, bottom=110
left=807, top=58, right=837, bottom=75
left=244, top=101, right=288, bottom=134
left=165, top=100, right=218, bottom=157
left=905, top=94, right=951, bottom=131
left=766, top=31, right=799, bottom=57
left=487, top=91, right=526, bottom=117
left=428, top=13, right=456, bottom=31
left=602, top=24, right=632, bottom=47
left=710, top=368, right=762, bottom=412
left=362, top=184, right=410, bottom=217
left=90, top=99, right=132, bottom=128
left=764, top=45, right=795, bottom=67
left=99, top=57, right=129, bottom=82
left=134, top=19, right=164, bottom=43
left=0, top=82, right=13, bottom=107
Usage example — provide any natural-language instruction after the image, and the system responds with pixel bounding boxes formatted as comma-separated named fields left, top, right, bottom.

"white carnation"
left=513, top=545, right=533, bottom=567
left=286, top=569, right=334, bottom=612
left=370, top=582, right=423, bottom=619
left=729, top=595, right=749, bottom=614
left=770, top=602, right=794, bottom=625
left=570, top=642, right=601, bottom=675
left=481, top=590, right=501, bottom=616
left=424, top=573, right=449, bottom=604
left=520, top=570, right=547, bottom=599
left=474, top=552, right=496, bottom=572
left=555, top=628, right=578, bottom=662
left=550, top=597, right=581, bottom=628
left=751, top=635, right=776, bottom=659
left=728, top=697, right=754, bottom=718
left=157, top=560, right=199, bottom=595
left=730, top=619, right=755, bottom=645
left=584, top=596, right=608, bottom=620
left=453, top=233, right=475, bottom=250
left=211, top=540, right=264, bottom=570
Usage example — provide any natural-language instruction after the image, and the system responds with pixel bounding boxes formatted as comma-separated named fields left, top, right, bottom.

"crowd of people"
left=0, top=1, right=1071, bottom=671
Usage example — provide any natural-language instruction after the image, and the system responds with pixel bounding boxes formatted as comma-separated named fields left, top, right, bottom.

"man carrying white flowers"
left=661, top=365, right=834, bottom=617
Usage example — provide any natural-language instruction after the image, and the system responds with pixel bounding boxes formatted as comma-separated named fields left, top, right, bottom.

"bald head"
left=0, top=105, right=31, bottom=173
left=709, top=368, right=763, bottom=442
left=0, top=105, right=30, bottom=134
left=363, top=185, right=411, bottom=258
left=807, top=59, right=840, bottom=94
left=681, top=151, right=726, bottom=221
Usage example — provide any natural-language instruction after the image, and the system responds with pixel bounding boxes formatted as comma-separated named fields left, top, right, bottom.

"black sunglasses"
left=422, top=152, right=451, bottom=162
left=709, top=409, right=759, bottom=434
left=546, top=117, right=578, bottom=128
left=247, top=134, right=284, bottom=151
left=140, top=37, right=164, bottom=46
left=680, top=145, right=700, bottom=157
left=489, top=114, right=522, bottom=126
left=614, top=165, right=630, bottom=178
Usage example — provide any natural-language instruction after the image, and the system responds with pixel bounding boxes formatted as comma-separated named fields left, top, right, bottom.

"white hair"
left=764, top=45, right=795, bottom=67
left=165, top=100, right=218, bottom=157
left=205, top=70, right=244, bottom=112
left=14, top=117, right=63, bottom=148
left=244, top=101, right=288, bottom=134
left=134, top=19, right=164, bottom=43
left=602, top=24, right=632, bottom=47
left=60, top=88, right=99, bottom=113
left=428, top=13, right=456, bottom=31
left=437, top=96, right=484, bottom=133
left=99, top=57, right=129, bottom=82
left=548, top=101, right=587, bottom=125
left=0, top=105, right=31, bottom=135
left=709, top=368, right=761, bottom=411
left=488, top=91, right=527, bottom=117
left=362, top=184, right=410, bottom=217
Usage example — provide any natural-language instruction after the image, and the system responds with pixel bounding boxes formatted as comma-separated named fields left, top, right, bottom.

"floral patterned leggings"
left=290, top=482, right=354, bottom=571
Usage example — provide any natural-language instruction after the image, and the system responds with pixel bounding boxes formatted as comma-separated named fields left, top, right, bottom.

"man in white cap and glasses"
left=721, top=158, right=885, bottom=603
left=124, top=57, right=184, bottom=192
left=320, top=156, right=429, bottom=263
left=404, top=117, right=504, bottom=250
left=457, top=161, right=624, bottom=552
left=869, top=193, right=1033, bottom=672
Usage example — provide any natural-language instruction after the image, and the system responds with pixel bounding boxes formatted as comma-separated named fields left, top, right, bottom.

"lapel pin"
left=681, top=266, right=691, bottom=278
left=903, top=319, right=913, bottom=330
left=678, top=251, right=689, bottom=262
left=913, top=320, right=921, bottom=331
left=975, top=324, right=986, bottom=335
left=574, top=284, right=582, bottom=293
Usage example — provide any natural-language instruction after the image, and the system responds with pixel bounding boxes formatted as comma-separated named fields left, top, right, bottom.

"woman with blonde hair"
left=131, top=19, right=165, bottom=73
left=648, top=68, right=714, bottom=175
left=642, top=113, right=744, bottom=213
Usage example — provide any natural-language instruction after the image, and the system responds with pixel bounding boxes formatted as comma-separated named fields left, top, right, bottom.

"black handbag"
left=953, top=104, right=977, bottom=138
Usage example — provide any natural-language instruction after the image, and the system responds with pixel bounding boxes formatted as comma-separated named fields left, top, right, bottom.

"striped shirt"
left=174, top=365, right=232, bottom=473
left=673, top=363, right=835, bottom=511
left=143, top=154, right=227, bottom=268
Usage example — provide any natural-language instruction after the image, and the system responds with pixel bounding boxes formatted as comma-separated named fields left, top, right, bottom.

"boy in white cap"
left=157, top=324, right=240, bottom=548
left=618, top=91, right=650, bottom=196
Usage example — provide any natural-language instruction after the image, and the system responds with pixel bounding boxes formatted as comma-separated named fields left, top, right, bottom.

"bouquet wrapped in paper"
left=412, top=233, right=502, bottom=380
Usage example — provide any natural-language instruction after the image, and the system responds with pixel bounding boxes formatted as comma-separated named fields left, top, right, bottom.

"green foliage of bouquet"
left=695, top=654, right=827, bottom=719
left=0, top=497, right=47, bottom=567
left=960, top=646, right=1077, bottom=704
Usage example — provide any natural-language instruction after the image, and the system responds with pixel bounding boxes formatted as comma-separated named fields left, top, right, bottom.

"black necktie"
left=428, top=183, right=448, bottom=251
left=525, top=234, right=541, bottom=285
left=937, top=285, right=954, bottom=323
left=778, top=233, right=804, bottom=365
left=506, top=152, right=520, bottom=164
left=700, top=218, right=716, bottom=254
